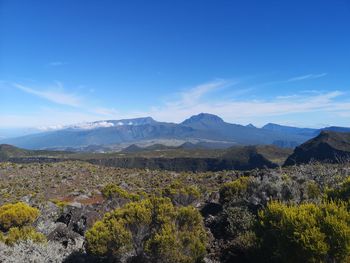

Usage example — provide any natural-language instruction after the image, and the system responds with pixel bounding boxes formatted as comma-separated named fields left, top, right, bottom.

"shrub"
left=162, top=181, right=201, bottom=206
left=327, top=177, right=350, bottom=202
left=306, top=181, right=321, bottom=200
left=85, top=220, right=132, bottom=256
left=50, top=199, right=69, bottom=209
left=222, top=231, right=258, bottom=263
left=224, top=206, right=255, bottom=237
left=257, top=200, right=350, bottom=263
left=219, top=176, right=251, bottom=205
left=85, top=197, right=207, bottom=262
left=101, top=183, right=140, bottom=201
left=5, top=226, right=46, bottom=245
left=0, top=202, right=40, bottom=231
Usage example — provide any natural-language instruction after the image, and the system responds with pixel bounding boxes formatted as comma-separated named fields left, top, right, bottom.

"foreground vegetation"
left=0, top=160, right=349, bottom=262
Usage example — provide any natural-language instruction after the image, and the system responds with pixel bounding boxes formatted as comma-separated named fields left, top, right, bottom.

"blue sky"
left=1, top=0, right=350, bottom=131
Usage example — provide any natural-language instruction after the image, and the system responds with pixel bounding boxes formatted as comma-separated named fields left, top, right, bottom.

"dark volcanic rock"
left=284, top=131, right=350, bottom=165
left=56, top=205, right=100, bottom=235
left=48, top=223, right=83, bottom=247
left=36, top=202, right=101, bottom=251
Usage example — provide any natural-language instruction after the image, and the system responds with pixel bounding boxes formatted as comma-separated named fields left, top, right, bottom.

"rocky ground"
left=0, top=161, right=349, bottom=262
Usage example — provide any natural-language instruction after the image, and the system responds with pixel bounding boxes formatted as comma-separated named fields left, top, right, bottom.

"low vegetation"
left=0, top=202, right=45, bottom=246
left=0, top=160, right=349, bottom=262
left=86, top=197, right=207, bottom=262
left=258, top=201, right=350, bottom=262
left=0, top=202, right=39, bottom=231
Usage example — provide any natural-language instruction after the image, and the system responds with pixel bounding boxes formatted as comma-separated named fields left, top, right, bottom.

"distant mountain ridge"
left=1, top=113, right=350, bottom=150
left=284, top=130, right=350, bottom=165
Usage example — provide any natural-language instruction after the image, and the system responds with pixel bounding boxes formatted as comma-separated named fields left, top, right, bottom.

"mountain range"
left=2, top=129, right=350, bottom=171
left=1, top=113, right=350, bottom=151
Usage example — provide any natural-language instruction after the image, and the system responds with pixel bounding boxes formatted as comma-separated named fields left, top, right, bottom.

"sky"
left=1, top=0, right=350, bottom=133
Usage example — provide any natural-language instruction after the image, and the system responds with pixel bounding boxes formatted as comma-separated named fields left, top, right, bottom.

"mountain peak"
left=246, top=123, right=256, bottom=128
left=181, top=113, right=224, bottom=125
left=262, top=123, right=284, bottom=129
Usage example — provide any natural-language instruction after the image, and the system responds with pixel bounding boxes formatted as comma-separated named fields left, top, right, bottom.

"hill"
left=284, top=131, right=350, bottom=165
left=0, top=144, right=71, bottom=161
left=0, top=144, right=31, bottom=161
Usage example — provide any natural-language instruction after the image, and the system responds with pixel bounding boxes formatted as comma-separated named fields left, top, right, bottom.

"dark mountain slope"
left=181, top=113, right=307, bottom=146
left=284, top=131, right=350, bottom=165
left=1, top=122, right=196, bottom=149
left=262, top=123, right=317, bottom=137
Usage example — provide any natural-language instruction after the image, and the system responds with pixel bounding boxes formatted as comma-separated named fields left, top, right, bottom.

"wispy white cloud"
left=13, top=83, right=81, bottom=107
left=3, top=78, right=350, bottom=129
left=81, top=80, right=349, bottom=127
left=251, top=73, right=328, bottom=89
left=287, top=73, right=328, bottom=82
left=180, top=80, right=228, bottom=105
left=135, top=81, right=349, bottom=125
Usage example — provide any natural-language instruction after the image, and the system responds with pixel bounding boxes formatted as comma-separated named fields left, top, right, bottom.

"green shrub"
left=224, top=206, right=255, bottom=237
left=306, top=181, right=321, bottom=200
left=0, top=202, right=40, bottom=231
left=223, top=231, right=258, bottom=263
left=219, top=176, right=251, bottom=205
left=85, top=220, right=132, bottom=256
left=85, top=197, right=207, bottom=262
left=101, top=183, right=140, bottom=201
left=5, top=226, right=46, bottom=245
left=162, top=181, right=201, bottom=206
left=50, top=199, right=70, bottom=211
left=258, top=200, right=350, bottom=263
left=0, top=231, right=4, bottom=243
left=327, top=177, right=350, bottom=202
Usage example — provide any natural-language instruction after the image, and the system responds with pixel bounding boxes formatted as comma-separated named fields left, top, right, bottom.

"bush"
left=85, top=219, right=132, bottom=256
left=222, top=231, right=258, bottom=263
left=50, top=199, right=69, bottom=209
left=0, top=202, right=40, bottom=231
left=306, top=181, right=321, bottom=200
left=85, top=197, right=207, bottom=262
left=327, top=177, right=350, bottom=202
left=101, top=183, right=140, bottom=201
left=224, top=206, right=255, bottom=237
left=5, top=226, right=46, bottom=245
left=162, top=181, right=201, bottom=206
left=219, top=176, right=251, bottom=205
left=257, top=200, right=350, bottom=262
